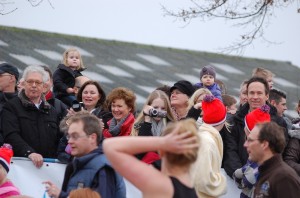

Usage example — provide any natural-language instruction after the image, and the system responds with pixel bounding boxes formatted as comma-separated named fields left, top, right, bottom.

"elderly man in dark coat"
left=1, top=65, right=62, bottom=168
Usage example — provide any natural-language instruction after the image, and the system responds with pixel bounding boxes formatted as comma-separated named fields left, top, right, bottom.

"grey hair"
left=22, top=65, right=49, bottom=83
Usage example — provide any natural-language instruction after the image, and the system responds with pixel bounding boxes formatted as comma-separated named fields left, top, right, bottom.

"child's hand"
left=66, top=87, right=75, bottom=93
left=43, top=181, right=61, bottom=198
left=194, top=102, right=202, bottom=110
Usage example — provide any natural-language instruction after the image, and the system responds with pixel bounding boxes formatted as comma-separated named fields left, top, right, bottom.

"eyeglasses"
left=66, top=134, right=89, bottom=141
left=245, top=137, right=260, bottom=143
left=0, top=74, right=12, bottom=78
left=25, top=80, right=43, bottom=86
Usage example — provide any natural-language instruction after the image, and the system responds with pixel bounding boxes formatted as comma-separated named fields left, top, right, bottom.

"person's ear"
left=90, top=133, right=97, bottom=141
left=270, top=99, right=275, bottom=106
left=74, top=87, right=79, bottom=95
left=261, top=140, right=269, bottom=150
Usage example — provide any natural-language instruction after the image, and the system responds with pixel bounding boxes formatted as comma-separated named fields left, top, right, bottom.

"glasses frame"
left=25, top=80, right=44, bottom=86
left=245, top=136, right=261, bottom=143
left=0, top=74, right=12, bottom=77
left=66, top=134, right=89, bottom=141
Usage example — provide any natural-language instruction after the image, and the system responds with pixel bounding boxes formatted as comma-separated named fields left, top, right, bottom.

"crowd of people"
left=1, top=47, right=300, bottom=198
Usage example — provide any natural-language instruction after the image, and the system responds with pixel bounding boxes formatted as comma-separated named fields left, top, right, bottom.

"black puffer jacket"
left=53, top=64, right=83, bottom=98
left=1, top=90, right=62, bottom=158
left=0, top=91, right=18, bottom=146
left=223, top=102, right=288, bottom=177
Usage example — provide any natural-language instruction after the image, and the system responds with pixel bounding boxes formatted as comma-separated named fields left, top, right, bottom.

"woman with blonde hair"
left=131, top=90, right=175, bottom=137
left=170, top=80, right=195, bottom=120
left=187, top=88, right=212, bottom=127
left=104, top=119, right=199, bottom=198
left=131, top=90, right=175, bottom=168
left=191, top=95, right=227, bottom=197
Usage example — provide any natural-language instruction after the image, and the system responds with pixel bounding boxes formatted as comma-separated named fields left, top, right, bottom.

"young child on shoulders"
left=194, top=65, right=222, bottom=101
left=0, top=144, right=21, bottom=197
left=53, top=48, right=85, bottom=107
left=222, top=94, right=238, bottom=123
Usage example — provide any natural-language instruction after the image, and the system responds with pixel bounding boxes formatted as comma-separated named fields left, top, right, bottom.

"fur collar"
left=18, top=89, right=51, bottom=110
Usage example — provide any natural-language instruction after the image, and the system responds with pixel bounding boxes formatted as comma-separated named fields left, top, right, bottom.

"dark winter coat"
left=59, top=146, right=126, bottom=198
left=223, top=102, right=288, bottom=177
left=283, top=134, right=300, bottom=177
left=0, top=91, right=18, bottom=146
left=53, top=64, right=82, bottom=98
left=1, top=90, right=61, bottom=157
left=254, top=154, right=300, bottom=198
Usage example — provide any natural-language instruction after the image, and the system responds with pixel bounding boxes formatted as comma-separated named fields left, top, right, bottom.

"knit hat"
left=202, top=95, right=226, bottom=126
left=0, top=63, right=19, bottom=80
left=0, top=144, right=13, bottom=173
left=245, top=105, right=271, bottom=131
left=170, top=80, right=195, bottom=98
left=200, top=65, right=216, bottom=79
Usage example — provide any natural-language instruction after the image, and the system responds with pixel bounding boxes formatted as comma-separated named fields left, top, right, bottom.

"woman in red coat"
left=103, top=87, right=136, bottom=138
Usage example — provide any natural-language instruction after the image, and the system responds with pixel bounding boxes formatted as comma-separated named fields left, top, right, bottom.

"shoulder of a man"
left=91, top=154, right=126, bottom=198
left=257, top=165, right=300, bottom=197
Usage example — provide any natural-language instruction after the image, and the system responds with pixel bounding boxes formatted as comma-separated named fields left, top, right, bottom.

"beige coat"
left=191, top=123, right=227, bottom=198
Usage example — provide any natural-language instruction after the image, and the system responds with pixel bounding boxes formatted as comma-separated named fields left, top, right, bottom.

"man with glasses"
left=44, top=113, right=126, bottom=198
left=1, top=65, right=61, bottom=168
left=0, top=63, right=19, bottom=146
left=245, top=122, right=300, bottom=197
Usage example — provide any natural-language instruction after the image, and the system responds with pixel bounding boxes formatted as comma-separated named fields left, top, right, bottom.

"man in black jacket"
left=223, top=76, right=288, bottom=177
left=1, top=65, right=62, bottom=168
left=0, top=63, right=19, bottom=146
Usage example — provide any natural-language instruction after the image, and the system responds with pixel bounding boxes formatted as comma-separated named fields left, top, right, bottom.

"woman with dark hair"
left=57, top=81, right=112, bottom=163
left=76, top=80, right=112, bottom=125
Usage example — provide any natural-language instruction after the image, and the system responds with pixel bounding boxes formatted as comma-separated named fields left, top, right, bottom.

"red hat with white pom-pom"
left=202, top=95, right=226, bottom=126
left=245, top=104, right=271, bottom=132
left=0, top=143, right=13, bottom=173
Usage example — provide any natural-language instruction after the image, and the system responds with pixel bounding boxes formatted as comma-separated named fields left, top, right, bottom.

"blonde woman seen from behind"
left=191, top=95, right=227, bottom=197
left=104, top=119, right=199, bottom=198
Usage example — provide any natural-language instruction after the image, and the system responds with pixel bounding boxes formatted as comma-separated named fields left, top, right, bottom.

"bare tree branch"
left=0, top=0, right=18, bottom=15
left=163, top=0, right=300, bottom=54
left=0, top=0, right=54, bottom=15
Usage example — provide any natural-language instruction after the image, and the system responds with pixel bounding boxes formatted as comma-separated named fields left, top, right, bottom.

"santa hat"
left=245, top=104, right=271, bottom=131
left=0, top=144, right=13, bottom=173
left=202, top=95, right=226, bottom=126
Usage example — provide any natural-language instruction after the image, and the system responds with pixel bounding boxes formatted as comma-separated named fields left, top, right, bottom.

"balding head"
left=74, top=76, right=90, bottom=96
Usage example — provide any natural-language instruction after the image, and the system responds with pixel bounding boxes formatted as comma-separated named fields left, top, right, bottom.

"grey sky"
left=1, top=0, right=299, bottom=67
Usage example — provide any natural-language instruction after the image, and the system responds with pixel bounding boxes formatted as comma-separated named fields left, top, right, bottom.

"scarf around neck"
left=109, top=114, right=130, bottom=136
left=151, top=118, right=166, bottom=136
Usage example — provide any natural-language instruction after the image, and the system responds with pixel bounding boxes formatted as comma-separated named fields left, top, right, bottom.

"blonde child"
left=194, top=65, right=222, bottom=101
left=252, top=67, right=275, bottom=89
left=0, top=144, right=20, bottom=197
left=53, top=48, right=85, bottom=107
